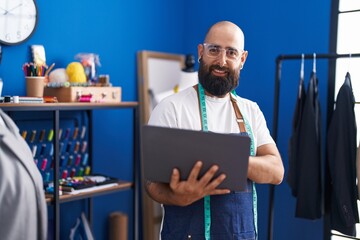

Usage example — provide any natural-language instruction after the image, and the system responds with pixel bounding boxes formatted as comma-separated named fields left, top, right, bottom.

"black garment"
left=327, top=72, right=359, bottom=236
left=294, top=71, right=323, bottom=219
left=287, top=75, right=306, bottom=197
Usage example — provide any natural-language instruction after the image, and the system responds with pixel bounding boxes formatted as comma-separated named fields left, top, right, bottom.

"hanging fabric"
left=326, top=72, right=359, bottom=236
left=293, top=53, right=323, bottom=219
left=357, top=141, right=360, bottom=200
left=270, top=52, right=360, bottom=240
left=287, top=54, right=306, bottom=197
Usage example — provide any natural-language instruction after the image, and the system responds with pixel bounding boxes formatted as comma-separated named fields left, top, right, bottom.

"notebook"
left=141, top=125, right=251, bottom=191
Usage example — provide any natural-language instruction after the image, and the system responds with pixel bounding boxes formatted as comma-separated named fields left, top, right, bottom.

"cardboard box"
left=44, top=86, right=121, bottom=103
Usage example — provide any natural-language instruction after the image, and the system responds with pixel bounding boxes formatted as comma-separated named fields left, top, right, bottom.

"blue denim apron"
left=160, top=85, right=256, bottom=240
left=161, top=181, right=255, bottom=240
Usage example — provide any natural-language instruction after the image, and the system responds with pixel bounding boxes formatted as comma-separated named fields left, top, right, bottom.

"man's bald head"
left=204, top=21, right=245, bottom=50
left=197, top=21, right=248, bottom=97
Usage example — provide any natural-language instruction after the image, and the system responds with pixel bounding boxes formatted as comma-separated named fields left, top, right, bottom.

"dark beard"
left=198, top=60, right=240, bottom=97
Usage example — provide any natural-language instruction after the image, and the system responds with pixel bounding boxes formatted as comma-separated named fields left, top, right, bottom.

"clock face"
left=0, top=0, right=38, bottom=45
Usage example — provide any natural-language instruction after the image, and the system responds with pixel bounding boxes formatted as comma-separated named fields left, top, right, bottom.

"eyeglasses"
left=203, top=43, right=243, bottom=62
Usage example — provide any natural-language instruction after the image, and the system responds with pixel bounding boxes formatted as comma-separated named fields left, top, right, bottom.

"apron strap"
left=229, top=94, right=246, bottom=133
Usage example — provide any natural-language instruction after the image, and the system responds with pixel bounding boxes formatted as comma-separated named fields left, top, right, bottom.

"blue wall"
left=0, top=0, right=331, bottom=239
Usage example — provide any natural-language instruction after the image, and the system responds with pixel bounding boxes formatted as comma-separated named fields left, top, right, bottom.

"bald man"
left=145, top=21, right=284, bottom=239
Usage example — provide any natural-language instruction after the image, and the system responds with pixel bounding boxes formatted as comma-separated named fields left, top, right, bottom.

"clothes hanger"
left=312, top=53, right=319, bottom=94
left=345, top=54, right=352, bottom=88
left=313, top=53, right=316, bottom=73
left=347, top=53, right=351, bottom=74
left=300, top=53, right=304, bottom=81
left=298, top=54, right=304, bottom=98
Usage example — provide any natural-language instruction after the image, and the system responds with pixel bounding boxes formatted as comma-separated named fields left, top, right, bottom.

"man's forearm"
left=145, top=180, right=178, bottom=205
left=248, top=155, right=284, bottom=184
left=247, top=143, right=284, bottom=185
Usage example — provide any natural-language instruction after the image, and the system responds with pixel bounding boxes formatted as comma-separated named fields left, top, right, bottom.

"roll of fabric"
left=109, top=212, right=128, bottom=240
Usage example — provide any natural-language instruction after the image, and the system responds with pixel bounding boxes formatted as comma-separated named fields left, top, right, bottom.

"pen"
left=75, top=154, right=81, bottom=166
left=60, top=156, right=65, bottom=167
left=80, top=126, right=86, bottom=139
left=59, top=142, right=64, bottom=154
left=21, top=130, right=27, bottom=140
left=30, top=130, right=36, bottom=143
left=49, top=143, right=54, bottom=156
left=40, top=143, right=46, bottom=156
left=41, top=158, right=47, bottom=171
left=45, top=172, right=50, bottom=182
left=39, top=129, right=45, bottom=142
left=85, top=166, right=91, bottom=175
left=70, top=168, right=76, bottom=178
left=32, top=145, right=37, bottom=157
left=78, top=167, right=84, bottom=177
left=37, top=65, right=42, bottom=76
left=48, top=129, right=54, bottom=142
left=44, top=63, right=55, bottom=77
left=81, top=141, right=87, bottom=153
left=64, top=128, right=70, bottom=139
left=67, top=155, right=73, bottom=166
left=58, top=128, right=63, bottom=140
left=74, top=141, right=80, bottom=153
left=62, top=169, right=68, bottom=179
left=82, top=153, right=88, bottom=166
left=73, top=127, right=79, bottom=140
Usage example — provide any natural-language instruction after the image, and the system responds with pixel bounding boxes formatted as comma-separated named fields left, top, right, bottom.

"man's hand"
left=168, top=161, right=230, bottom=206
left=145, top=161, right=231, bottom=206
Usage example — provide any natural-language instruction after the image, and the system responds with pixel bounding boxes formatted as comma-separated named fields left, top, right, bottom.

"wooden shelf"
left=0, top=102, right=138, bottom=111
left=46, top=181, right=133, bottom=203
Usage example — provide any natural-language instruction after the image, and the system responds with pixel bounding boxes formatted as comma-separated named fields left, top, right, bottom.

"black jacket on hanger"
left=327, top=72, right=359, bottom=236
left=288, top=74, right=306, bottom=197
left=294, top=71, right=323, bottom=219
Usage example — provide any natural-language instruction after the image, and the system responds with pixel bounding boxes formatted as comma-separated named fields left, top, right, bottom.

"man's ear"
left=197, top=44, right=204, bottom=62
left=241, top=51, right=248, bottom=67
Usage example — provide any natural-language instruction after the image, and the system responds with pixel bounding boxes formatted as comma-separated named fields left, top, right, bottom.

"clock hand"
left=5, top=3, right=23, bottom=14
left=0, top=6, right=8, bottom=15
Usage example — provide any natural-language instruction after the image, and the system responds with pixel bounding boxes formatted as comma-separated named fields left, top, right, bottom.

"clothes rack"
left=269, top=52, right=360, bottom=240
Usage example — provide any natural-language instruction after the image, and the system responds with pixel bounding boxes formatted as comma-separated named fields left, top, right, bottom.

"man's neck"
left=204, top=90, right=229, bottom=98
left=193, top=84, right=230, bottom=98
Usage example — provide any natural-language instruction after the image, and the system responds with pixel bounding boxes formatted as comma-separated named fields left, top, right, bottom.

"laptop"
left=141, top=125, right=251, bottom=191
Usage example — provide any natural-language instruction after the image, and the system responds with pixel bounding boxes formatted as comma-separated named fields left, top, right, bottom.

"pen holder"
left=26, top=76, right=45, bottom=97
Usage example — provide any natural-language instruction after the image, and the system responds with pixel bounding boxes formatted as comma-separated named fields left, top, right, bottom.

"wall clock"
left=0, top=0, right=38, bottom=45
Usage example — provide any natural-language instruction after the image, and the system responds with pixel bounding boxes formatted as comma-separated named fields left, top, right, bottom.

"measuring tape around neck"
left=197, top=84, right=211, bottom=240
left=198, top=85, right=258, bottom=239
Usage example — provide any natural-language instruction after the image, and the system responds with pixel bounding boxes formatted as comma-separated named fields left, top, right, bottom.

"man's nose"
left=218, top=50, right=227, bottom=67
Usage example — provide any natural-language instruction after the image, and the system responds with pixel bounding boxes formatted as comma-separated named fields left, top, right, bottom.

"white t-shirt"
left=148, top=86, right=275, bottom=154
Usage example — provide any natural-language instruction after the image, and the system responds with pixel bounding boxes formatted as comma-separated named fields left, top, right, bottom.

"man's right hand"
left=145, top=161, right=230, bottom=207
left=169, top=161, right=231, bottom=206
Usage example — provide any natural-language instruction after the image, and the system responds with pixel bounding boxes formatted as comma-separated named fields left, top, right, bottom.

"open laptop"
left=141, top=125, right=251, bottom=191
